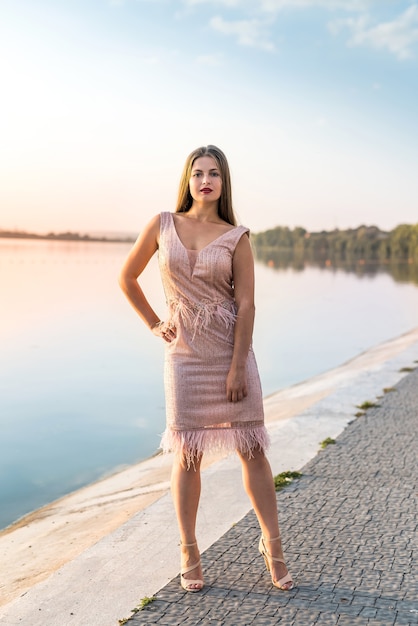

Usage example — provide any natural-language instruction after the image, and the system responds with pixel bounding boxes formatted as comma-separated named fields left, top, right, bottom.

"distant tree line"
left=0, top=230, right=134, bottom=243
left=252, top=224, right=418, bottom=262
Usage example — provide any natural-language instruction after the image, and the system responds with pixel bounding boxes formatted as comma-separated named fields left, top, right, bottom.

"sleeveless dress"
left=158, top=211, right=269, bottom=466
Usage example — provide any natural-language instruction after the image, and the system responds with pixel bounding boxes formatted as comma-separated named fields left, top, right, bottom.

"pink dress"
left=158, top=212, right=269, bottom=465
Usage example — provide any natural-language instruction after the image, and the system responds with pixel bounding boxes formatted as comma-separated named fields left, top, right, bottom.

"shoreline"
left=0, top=448, right=166, bottom=536
left=5, top=323, right=418, bottom=538
left=0, top=232, right=135, bottom=244
left=1, top=326, right=418, bottom=614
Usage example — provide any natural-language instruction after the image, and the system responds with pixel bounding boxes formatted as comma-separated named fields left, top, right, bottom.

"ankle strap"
left=264, top=535, right=281, bottom=542
left=181, top=541, right=197, bottom=547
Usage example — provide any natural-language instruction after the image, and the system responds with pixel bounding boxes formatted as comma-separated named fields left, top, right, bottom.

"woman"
left=119, top=145, right=293, bottom=592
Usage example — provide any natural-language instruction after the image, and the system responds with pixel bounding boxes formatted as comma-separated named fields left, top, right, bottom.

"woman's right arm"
left=118, top=214, right=176, bottom=342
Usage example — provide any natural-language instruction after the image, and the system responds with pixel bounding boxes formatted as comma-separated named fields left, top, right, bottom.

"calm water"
left=1, top=238, right=418, bottom=530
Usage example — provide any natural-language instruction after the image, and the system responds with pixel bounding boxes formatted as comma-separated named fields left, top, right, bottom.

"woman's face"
left=189, top=156, right=222, bottom=205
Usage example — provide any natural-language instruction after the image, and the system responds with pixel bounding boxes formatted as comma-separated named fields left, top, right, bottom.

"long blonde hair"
left=175, top=145, right=236, bottom=226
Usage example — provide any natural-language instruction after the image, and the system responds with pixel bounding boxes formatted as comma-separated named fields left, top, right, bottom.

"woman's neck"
left=186, top=202, right=220, bottom=222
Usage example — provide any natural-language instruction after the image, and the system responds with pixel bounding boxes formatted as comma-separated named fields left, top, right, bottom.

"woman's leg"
left=237, top=448, right=293, bottom=589
left=171, top=453, right=204, bottom=590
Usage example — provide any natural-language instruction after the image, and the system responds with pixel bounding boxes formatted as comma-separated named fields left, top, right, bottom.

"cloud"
left=183, top=0, right=374, bottom=12
left=329, top=5, right=418, bottom=59
left=184, top=0, right=418, bottom=60
left=328, top=14, right=367, bottom=36
left=142, top=55, right=160, bottom=65
left=210, top=15, right=275, bottom=50
left=185, top=0, right=241, bottom=5
left=258, top=0, right=372, bottom=11
left=195, top=53, right=224, bottom=65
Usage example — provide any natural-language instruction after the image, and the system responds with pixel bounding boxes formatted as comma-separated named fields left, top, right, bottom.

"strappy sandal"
left=180, top=541, right=204, bottom=592
left=259, top=535, right=294, bottom=590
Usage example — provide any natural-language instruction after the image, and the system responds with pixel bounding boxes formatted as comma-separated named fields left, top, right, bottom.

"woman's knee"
left=174, top=451, right=203, bottom=471
left=237, top=446, right=267, bottom=465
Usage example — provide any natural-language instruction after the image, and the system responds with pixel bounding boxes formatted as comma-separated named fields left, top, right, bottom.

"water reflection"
left=0, top=238, right=166, bottom=530
left=1, top=238, right=418, bottom=530
left=254, top=246, right=418, bottom=285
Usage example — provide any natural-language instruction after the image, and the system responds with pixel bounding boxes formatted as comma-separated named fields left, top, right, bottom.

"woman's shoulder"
left=234, top=224, right=250, bottom=237
left=156, top=212, right=173, bottom=224
left=221, top=224, right=251, bottom=253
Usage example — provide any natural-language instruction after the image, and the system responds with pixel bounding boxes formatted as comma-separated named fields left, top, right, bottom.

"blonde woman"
left=119, top=145, right=293, bottom=593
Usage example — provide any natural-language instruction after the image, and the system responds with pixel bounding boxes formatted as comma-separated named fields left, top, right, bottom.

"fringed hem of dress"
left=160, top=425, right=270, bottom=469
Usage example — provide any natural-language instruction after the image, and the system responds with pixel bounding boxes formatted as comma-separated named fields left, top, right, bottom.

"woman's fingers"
left=162, top=323, right=177, bottom=342
left=152, top=321, right=177, bottom=342
left=227, top=384, right=247, bottom=403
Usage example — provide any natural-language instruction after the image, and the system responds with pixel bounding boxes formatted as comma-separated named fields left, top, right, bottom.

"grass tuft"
left=399, top=366, right=415, bottom=373
left=118, top=596, right=157, bottom=623
left=274, top=471, right=302, bottom=491
left=138, top=596, right=157, bottom=610
left=320, top=437, right=336, bottom=448
left=356, top=400, right=379, bottom=410
left=383, top=387, right=397, bottom=393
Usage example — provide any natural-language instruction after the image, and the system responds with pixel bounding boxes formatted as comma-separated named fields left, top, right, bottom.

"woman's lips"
left=201, top=188, right=212, bottom=194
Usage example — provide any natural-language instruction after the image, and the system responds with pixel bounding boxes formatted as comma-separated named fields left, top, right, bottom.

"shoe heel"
left=258, top=534, right=294, bottom=591
left=258, top=536, right=271, bottom=573
left=262, top=554, right=270, bottom=572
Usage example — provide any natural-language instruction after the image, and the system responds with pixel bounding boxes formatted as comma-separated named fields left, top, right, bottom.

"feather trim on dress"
left=160, top=423, right=270, bottom=469
left=168, top=297, right=237, bottom=339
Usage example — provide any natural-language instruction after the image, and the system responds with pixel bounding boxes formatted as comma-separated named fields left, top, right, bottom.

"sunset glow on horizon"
left=1, top=0, right=417, bottom=235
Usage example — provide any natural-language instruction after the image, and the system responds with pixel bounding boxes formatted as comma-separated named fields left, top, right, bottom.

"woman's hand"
left=226, top=366, right=248, bottom=403
left=151, top=321, right=177, bottom=343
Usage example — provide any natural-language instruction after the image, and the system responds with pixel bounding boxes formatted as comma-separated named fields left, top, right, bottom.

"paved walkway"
left=127, top=368, right=418, bottom=626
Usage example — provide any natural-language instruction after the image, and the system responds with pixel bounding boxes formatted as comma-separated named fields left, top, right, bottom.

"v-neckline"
left=170, top=212, right=236, bottom=255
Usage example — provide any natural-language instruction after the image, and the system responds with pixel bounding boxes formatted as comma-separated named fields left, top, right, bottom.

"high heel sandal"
left=258, top=535, right=294, bottom=590
left=180, top=541, right=204, bottom=592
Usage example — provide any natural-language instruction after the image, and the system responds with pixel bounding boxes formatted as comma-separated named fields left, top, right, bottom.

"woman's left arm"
left=226, top=233, right=255, bottom=403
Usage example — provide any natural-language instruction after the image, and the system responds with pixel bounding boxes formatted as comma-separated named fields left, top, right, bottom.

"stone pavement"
left=127, top=368, right=418, bottom=626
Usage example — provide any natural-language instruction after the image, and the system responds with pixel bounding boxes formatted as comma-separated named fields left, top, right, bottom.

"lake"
left=1, top=238, right=418, bottom=530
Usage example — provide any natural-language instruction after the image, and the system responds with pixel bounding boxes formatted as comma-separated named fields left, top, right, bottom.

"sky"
left=1, top=0, right=417, bottom=235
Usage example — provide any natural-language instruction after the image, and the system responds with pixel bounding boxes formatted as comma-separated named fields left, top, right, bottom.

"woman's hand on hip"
left=151, top=321, right=177, bottom=343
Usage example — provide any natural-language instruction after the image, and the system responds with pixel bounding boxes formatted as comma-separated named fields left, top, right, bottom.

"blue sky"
left=1, top=0, right=417, bottom=233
